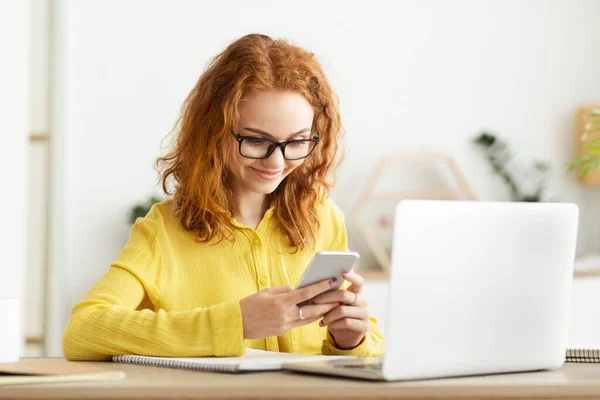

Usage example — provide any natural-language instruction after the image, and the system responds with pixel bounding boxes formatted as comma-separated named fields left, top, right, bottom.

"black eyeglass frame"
left=230, top=129, right=320, bottom=160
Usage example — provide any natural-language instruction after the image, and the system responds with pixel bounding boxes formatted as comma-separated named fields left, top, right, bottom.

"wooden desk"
left=2, top=361, right=600, bottom=400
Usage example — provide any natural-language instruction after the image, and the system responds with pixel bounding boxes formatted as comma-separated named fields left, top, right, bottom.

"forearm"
left=62, top=266, right=246, bottom=360
left=63, top=299, right=245, bottom=360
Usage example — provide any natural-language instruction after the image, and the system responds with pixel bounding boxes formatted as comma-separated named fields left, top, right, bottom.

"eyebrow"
left=242, top=127, right=311, bottom=140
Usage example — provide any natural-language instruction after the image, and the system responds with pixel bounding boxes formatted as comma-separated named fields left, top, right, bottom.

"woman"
left=63, top=34, right=384, bottom=360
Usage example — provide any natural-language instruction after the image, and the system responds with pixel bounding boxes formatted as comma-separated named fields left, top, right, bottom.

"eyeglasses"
left=231, top=130, right=319, bottom=160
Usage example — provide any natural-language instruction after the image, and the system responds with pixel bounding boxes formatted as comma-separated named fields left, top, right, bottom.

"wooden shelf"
left=352, top=152, right=478, bottom=277
left=358, top=268, right=389, bottom=281
left=573, top=269, right=600, bottom=278
left=366, top=189, right=463, bottom=202
left=25, top=336, right=44, bottom=345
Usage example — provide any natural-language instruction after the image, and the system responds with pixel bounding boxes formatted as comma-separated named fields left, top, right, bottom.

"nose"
left=262, top=145, right=285, bottom=169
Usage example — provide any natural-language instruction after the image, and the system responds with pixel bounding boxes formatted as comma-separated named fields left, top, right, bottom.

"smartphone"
left=295, top=251, right=360, bottom=306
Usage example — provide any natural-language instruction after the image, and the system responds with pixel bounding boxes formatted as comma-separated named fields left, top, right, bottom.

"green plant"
left=129, top=195, right=164, bottom=224
left=473, top=132, right=550, bottom=202
left=568, top=109, right=600, bottom=179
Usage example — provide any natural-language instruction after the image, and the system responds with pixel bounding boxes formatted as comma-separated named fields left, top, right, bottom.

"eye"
left=246, top=138, right=267, bottom=146
left=287, top=140, right=309, bottom=147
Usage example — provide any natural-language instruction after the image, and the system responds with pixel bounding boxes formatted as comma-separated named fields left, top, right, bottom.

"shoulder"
left=144, top=199, right=172, bottom=222
left=135, top=199, right=179, bottom=235
left=128, top=199, right=195, bottom=251
left=316, top=196, right=345, bottom=224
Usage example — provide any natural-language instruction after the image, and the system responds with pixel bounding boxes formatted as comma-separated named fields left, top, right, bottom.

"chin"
left=250, top=181, right=283, bottom=194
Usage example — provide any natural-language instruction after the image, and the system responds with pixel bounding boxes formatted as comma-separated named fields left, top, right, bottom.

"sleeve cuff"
left=209, top=300, right=246, bottom=356
left=321, top=329, right=377, bottom=358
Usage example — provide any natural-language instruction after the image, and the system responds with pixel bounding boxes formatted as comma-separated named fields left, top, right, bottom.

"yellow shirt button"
left=253, top=238, right=261, bottom=246
left=259, top=277, right=268, bottom=286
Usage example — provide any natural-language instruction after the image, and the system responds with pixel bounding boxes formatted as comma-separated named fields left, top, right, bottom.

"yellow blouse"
left=62, top=198, right=384, bottom=360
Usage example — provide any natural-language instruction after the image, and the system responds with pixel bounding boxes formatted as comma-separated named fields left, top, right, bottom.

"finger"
left=291, top=315, right=321, bottom=329
left=284, top=278, right=338, bottom=304
left=312, top=290, right=366, bottom=307
left=266, top=285, right=293, bottom=295
left=320, top=306, right=370, bottom=327
left=342, top=271, right=364, bottom=294
left=327, top=318, right=370, bottom=334
left=297, top=303, right=339, bottom=320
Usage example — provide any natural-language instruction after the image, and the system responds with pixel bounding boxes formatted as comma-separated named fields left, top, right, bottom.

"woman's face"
left=228, top=90, right=315, bottom=195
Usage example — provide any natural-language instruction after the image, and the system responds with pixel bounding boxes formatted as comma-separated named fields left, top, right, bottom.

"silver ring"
left=351, top=292, right=360, bottom=305
left=299, top=307, right=305, bottom=320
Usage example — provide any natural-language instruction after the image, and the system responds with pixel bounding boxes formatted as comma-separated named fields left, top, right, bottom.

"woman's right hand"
left=240, top=278, right=340, bottom=340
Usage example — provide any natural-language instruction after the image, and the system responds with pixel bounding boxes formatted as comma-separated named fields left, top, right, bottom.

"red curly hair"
left=156, top=34, right=343, bottom=250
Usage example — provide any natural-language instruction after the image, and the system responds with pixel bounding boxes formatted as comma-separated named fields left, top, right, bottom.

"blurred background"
left=1, top=0, right=600, bottom=357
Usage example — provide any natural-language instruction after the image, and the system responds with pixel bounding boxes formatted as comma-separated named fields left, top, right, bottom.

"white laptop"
left=284, top=200, right=579, bottom=381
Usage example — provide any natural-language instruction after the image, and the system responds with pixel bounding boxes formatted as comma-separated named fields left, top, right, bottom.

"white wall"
left=51, top=0, right=600, bottom=353
left=0, top=0, right=30, bottom=350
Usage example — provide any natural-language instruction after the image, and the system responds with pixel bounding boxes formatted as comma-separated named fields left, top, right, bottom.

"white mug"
left=0, top=298, right=20, bottom=362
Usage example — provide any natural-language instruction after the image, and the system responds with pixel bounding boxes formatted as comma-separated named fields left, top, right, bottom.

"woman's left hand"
left=310, top=271, right=370, bottom=350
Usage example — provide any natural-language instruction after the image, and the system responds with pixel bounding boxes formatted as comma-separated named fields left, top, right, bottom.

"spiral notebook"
left=112, top=349, right=355, bottom=373
left=566, top=347, right=600, bottom=363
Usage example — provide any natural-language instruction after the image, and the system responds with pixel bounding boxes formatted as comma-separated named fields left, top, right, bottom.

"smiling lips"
left=251, top=167, right=283, bottom=180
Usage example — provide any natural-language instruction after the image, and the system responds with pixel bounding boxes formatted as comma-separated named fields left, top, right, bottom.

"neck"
left=231, top=185, right=271, bottom=229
